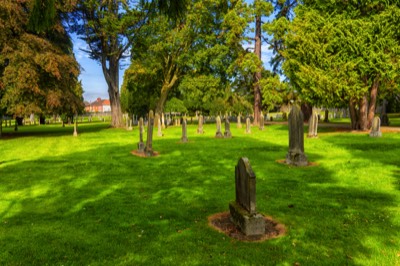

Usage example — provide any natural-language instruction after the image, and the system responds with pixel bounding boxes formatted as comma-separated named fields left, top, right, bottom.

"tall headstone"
left=197, top=115, right=204, bottom=134
left=307, top=108, right=318, bottom=138
left=215, top=116, right=223, bottom=138
left=259, top=112, right=264, bottom=130
left=286, top=105, right=308, bottom=166
left=229, top=158, right=265, bottom=236
left=137, top=117, right=145, bottom=153
left=245, top=117, right=251, bottom=134
left=369, top=117, right=382, bottom=137
left=224, top=117, right=232, bottom=138
left=144, top=111, right=154, bottom=156
left=161, top=113, right=166, bottom=129
left=73, top=119, right=78, bottom=137
left=157, top=117, right=163, bottom=137
left=181, top=118, right=188, bottom=142
left=237, top=113, right=242, bottom=128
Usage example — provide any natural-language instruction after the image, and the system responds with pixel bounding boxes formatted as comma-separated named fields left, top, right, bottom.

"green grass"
left=1, top=122, right=400, bottom=265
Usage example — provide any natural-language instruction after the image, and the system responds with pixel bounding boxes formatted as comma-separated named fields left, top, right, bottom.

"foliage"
left=0, top=0, right=82, bottom=120
left=164, top=97, right=187, bottom=113
left=0, top=123, right=399, bottom=265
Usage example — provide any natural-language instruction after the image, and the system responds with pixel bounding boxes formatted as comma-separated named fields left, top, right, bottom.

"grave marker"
left=215, top=116, right=223, bottom=138
left=229, top=157, right=265, bottom=236
left=224, top=117, right=232, bottom=138
left=181, top=118, right=188, bottom=142
left=144, top=111, right=154, bottom=156
left=246, top=117, right=251, bottom=134
left=369, top=117, right=382, bottom=137
left=286, top=105, right=308, bottom=166
left=307, top=108, right=318, bottom=138
left=137, top=117, right=145, bottom=153
left=197, top=115, right=204, bottom=134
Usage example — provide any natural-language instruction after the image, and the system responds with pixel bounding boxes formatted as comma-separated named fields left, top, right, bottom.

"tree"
left=0, top=0, right=82, bottom=137
left=267, top=2, right=400, bottom=130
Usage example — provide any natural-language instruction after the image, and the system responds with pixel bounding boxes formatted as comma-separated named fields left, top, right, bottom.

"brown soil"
left=208, top=212, right=286, bottom=242
left=131, top=150, right=160, bottom=158
left=276, top=159, right=318, bottom=167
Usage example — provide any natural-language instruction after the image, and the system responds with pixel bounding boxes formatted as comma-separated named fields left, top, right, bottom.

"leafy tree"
left=0, top=0, right=82, bottom=137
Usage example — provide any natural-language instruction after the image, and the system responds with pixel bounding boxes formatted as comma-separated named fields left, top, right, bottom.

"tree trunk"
left=359, top=95, right=368, bottom=130
left=155, top=72, right=179, bottom=115
left=367, top=79, right=379, bottom=129
left=324, top=109, right=329, bottom=122
left=0, top=118, right=2, bottom=138
left=102, top=56, right=123, bottom=128
left=349, top=100, right=358, bottom=130
left=253, top=14, right=262, bottom=126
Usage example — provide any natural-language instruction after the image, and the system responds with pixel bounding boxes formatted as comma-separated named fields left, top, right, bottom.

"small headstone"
left=73, top=119, right=78, bottom=137
left=237, top=113, right=242, bottom=128
left=245, top=117, right=251, bottom=134
left=197, top=115, right=204, bottom=134
left=229, top=158, right=265, bottom=236
left=137, top=117, right=145, bottom=153
left=259, top=112, right=264, bottom=130
left=224, top=117, right=232, bottom=138
left=307, top=108, right=318, bottom=138
left=215, top=116, right=223, bottom=138
left=181, top=118, right=188, bottom=142
left=369, top=117, right=382, bottom=137
left=286, top=105, right=308, bottom=166
left=144, top=111, right=154, bottom=156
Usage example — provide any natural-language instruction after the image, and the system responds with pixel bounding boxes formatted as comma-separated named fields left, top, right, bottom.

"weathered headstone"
left=259, top=112, right=264, bottom=130
left=307, top=108, right=318, bottom=138
left=144, top=111, right=154, bottom=156
left=197, top=115, right=204, bottom=134
left=224, top=117, right=232, bottom=138
left=157, top=116, right=163, bottom=137
left=128, top=119, right=133, bottom=131
left=369, top=117, right=382, bottom=137
left=161, top=113, right=165, bottom=129
left=229, top=157, right=265, bottom=236
left=73, top=119, right=78, bottom=137
left=245, top=117, right=251, bottom=134
left=215, top=116, right=223, bottom=138
left=237, top=113, right=242, bottom=128
left=137, top=117, right=145, bottom=153
left=286, top=105, right=308, bottom=166
left=181, top=118, right=188, bottom=142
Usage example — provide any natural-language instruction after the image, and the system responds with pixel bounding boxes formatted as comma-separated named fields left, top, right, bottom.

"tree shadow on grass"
left=0, top=135, right=399, bottom=265
left=0, top=123, right=110, bottom=139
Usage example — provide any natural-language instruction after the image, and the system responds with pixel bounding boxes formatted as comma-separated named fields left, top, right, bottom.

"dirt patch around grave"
left=276, top=159, right=318, bottom=167
left=208, top=212, right=286, bottom=242
left=131, top=150, right=160, bottom=158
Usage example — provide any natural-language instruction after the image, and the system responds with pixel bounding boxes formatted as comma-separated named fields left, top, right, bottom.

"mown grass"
left=0, top=121, right=399, bottom=265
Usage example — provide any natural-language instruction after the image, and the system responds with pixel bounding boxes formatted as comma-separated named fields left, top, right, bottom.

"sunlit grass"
left=0, top=121, right=399, bottom=265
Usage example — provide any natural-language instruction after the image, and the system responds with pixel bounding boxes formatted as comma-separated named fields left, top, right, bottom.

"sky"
left=72, top=12, right=274, bottom=103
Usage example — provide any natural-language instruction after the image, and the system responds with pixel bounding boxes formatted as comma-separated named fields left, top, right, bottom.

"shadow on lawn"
left=0, top=135, right=399, bottom=265
left=0, top=122, right=110, bottom=139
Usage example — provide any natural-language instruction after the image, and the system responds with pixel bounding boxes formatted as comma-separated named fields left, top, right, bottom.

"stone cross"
left=197, top=115, right=204, bottom=134
left=215, top=116, right=223, bottom=138
left=246, top=117, right=251, bottom=134
left=259, top=112, right=264, bottom=130
left=229, top=157, right=265, bottom=236
left=237, top=113, right=242, bottom=128
left=144, top=111, right=154, bottom=156
left=307, top=108, right=318, bottom=138
left=369, top=117, right=382, bottom=137
left=224, top=117, right=232, bottom=138
left=286, top=105, right=308, bottom=166
left=181, top=118, right=188, bottom=142
left=137, top=117, right=145, bottom=153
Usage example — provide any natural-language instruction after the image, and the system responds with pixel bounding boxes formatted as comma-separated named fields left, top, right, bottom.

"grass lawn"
left=0, top=121, right=399, bottom=265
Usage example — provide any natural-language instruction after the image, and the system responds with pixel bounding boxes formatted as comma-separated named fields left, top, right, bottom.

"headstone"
left=181, top=118, right=188, bottom=142
left=237, top=113, right=242, bottom=128
left=197, top=115, right=204, bottom=134
left=128, top=119, right=133, bottom=131
left=229, top=158, right=265, bottom=236
left=224, top=117, right=232, bottom=138
left=157, top=117, right=163, bottom=137
left=144, top=111, right=154, bottom=156
left=369, top=117, right=382, bottom=137
left=215, top=116, right=223, bottom=138
left=161, top=113, right=165, bottom=129
left=286, top=105, right=308, bottom=166
left=307, top=108, right=318, bottom=138
left=259, top=112, right=264, bottom=130
left=245, top=117, right=251, bottom=134
left=137, top=117, right=145, bottom=152
left=73, top=119, right=78, bottom=137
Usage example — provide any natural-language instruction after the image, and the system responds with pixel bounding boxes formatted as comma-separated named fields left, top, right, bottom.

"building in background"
left=84, top=98, right=111, bottom=113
